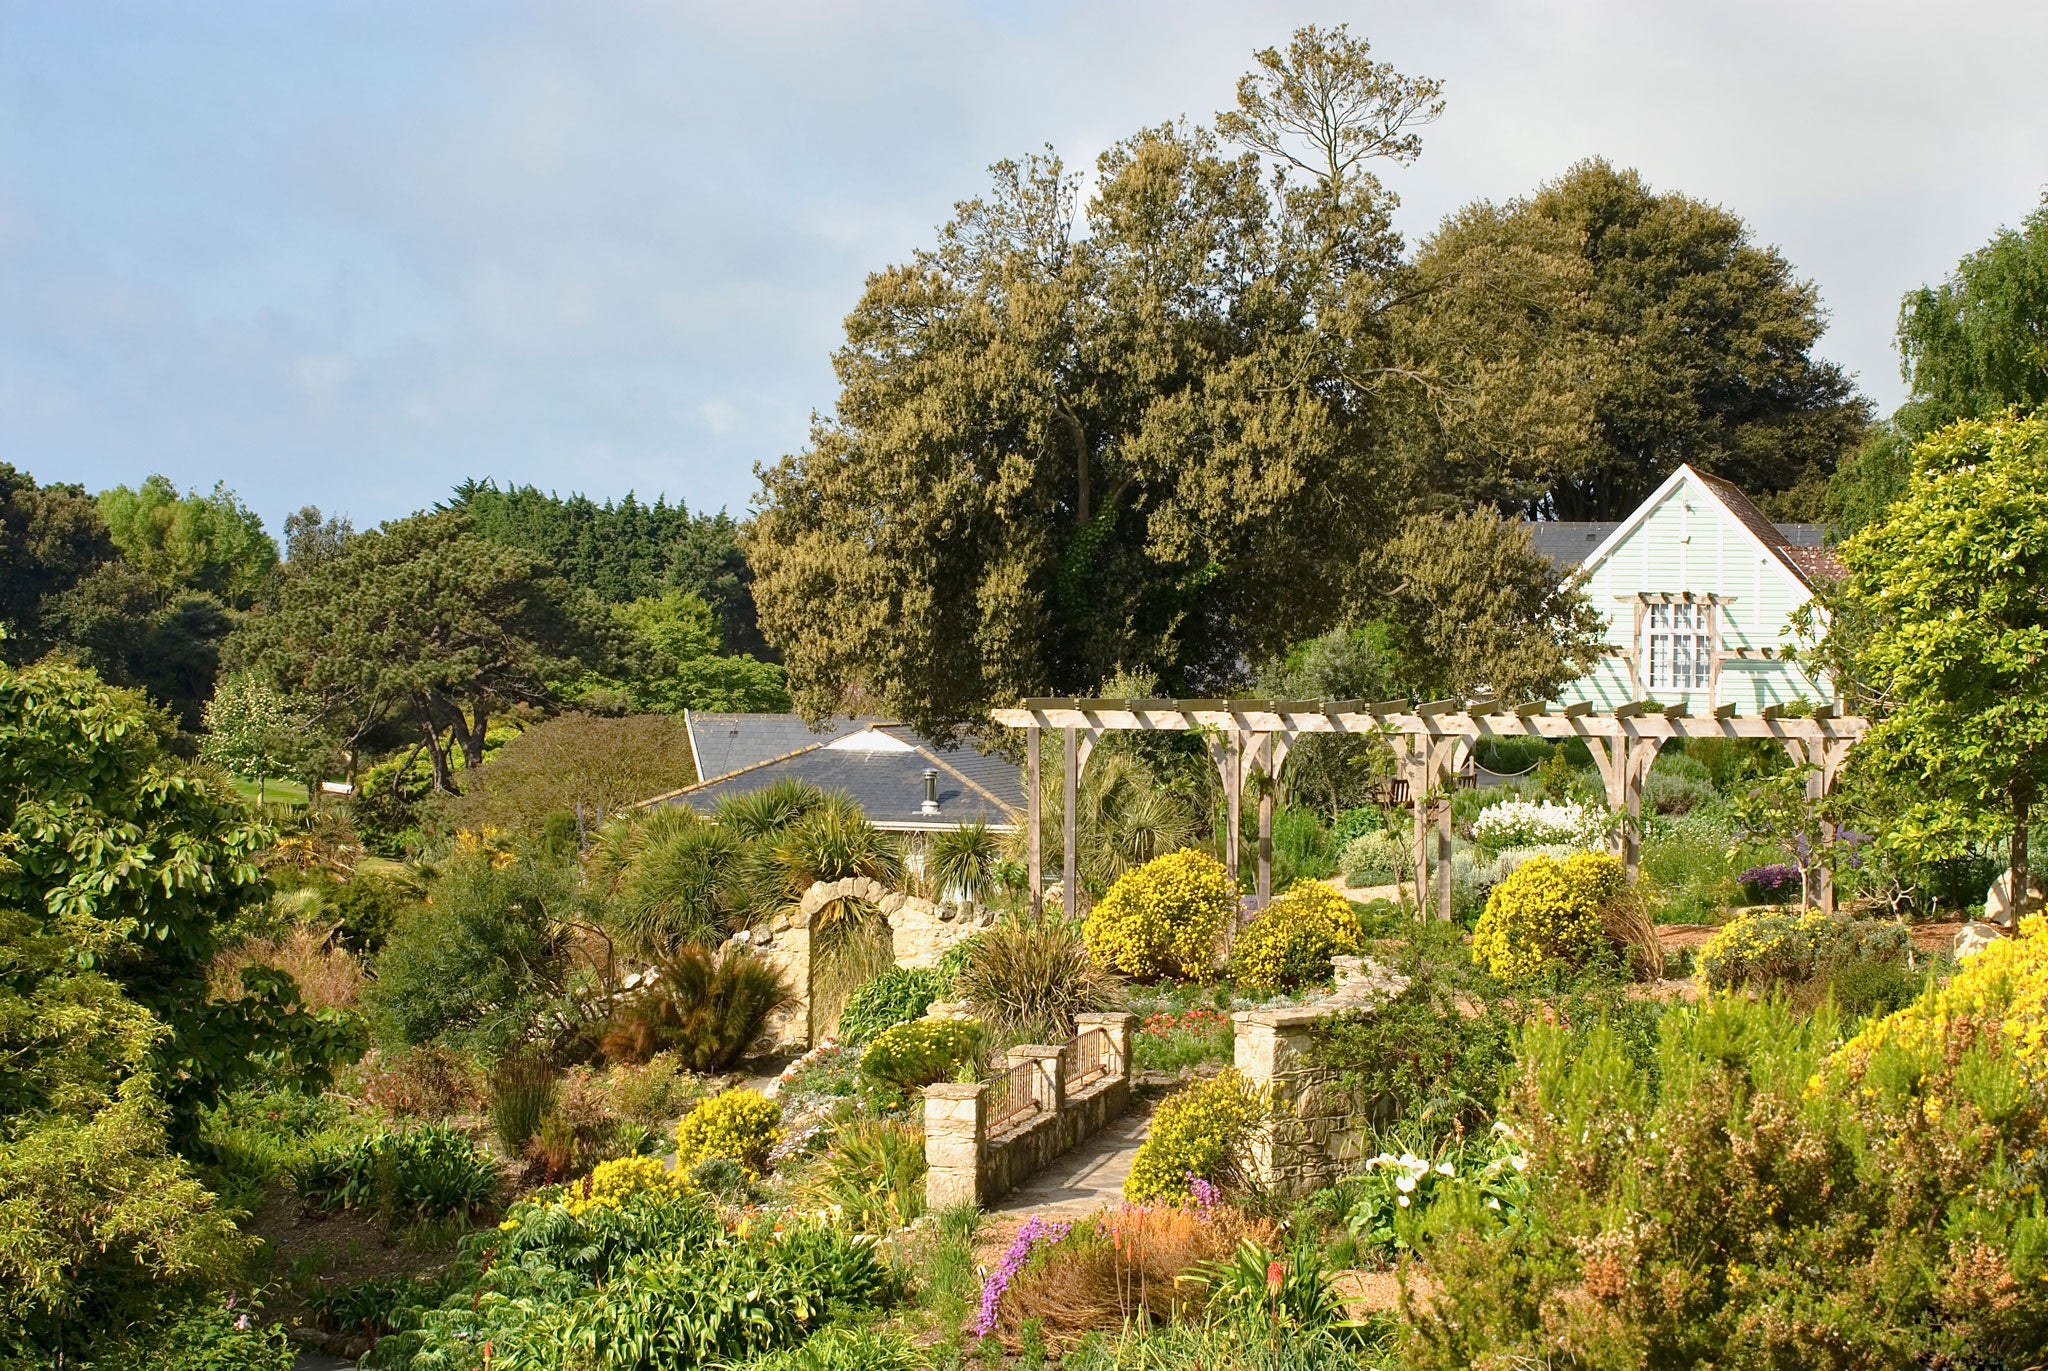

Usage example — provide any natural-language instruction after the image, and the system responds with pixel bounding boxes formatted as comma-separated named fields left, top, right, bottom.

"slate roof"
left=651, top=716, right=1023, bottom=832
left=1523, top=501, right=1836, bottom=585
left=683, top=711, right=878, bottom=782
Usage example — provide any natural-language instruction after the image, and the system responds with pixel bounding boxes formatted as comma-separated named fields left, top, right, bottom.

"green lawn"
left=230, top=775, right=311, bottom=808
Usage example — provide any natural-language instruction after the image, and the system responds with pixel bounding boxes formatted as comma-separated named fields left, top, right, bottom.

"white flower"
left=1485, top=1198, right=1501, bottom=1210
left=1509, top=1155, right=1528, bottom=1172
left=1436, top=1161, right=1455, bottom=1176
left=1395, top=1175, right=1416, bottom=1193
left=1397, top=1195, right=1410, bottom=1207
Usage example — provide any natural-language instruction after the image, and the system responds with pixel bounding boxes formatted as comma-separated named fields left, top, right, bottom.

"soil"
left=1332, top=1266, right=1434, bottom=1316
left=243, top=1187, right=463, bottom=1360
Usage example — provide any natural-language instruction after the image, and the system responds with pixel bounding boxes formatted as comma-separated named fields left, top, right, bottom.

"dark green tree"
left=0, top=462, right=118, bottom=657
left=1897, top=193, right=2048, bottom=433
left=229, top=510, right=598, bottom=793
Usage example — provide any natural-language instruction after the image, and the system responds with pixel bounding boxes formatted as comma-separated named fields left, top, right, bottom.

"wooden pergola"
left=991, top=697, right=1869, bottom=921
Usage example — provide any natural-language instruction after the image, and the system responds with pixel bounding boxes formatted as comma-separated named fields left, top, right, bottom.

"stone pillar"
left=1075, top=1011, right=1138, bottom=1084
left=923, top=1082, right=986, bottom=1210
left=1007, top=1044, right=1066, bottom=1117
left=757, top=906, right=813, bottom=1052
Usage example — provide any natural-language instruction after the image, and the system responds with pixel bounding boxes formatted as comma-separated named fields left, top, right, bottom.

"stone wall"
left=1232, top=955, right=1410, bottom=1198
left=924, top=1012, right=1136, bottom=1210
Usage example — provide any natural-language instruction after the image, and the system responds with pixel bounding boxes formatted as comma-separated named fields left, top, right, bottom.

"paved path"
left=989, top=1097, right=1155, bottom=1216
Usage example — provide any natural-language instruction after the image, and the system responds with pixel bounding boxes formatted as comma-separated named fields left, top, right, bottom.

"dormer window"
left=1646, top=601, right=1712, bottom=690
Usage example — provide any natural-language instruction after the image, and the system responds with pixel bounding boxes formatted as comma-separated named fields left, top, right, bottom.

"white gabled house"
left=1526, top=464, right=1841, bottom=714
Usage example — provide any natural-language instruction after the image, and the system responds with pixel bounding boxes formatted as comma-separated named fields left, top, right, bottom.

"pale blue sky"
left=3, top=1, right=2044, bottom=536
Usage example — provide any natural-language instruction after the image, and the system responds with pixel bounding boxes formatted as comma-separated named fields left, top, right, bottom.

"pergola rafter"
left=993, top=697, right=1869, bottom=922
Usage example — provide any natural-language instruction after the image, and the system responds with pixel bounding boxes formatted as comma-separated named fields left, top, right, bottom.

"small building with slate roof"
left=1522, top=464, right=1842, bottom=713
left=645, top=713, right=1023, bottom=834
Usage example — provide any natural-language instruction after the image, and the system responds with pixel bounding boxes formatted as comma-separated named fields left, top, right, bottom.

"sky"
left=2, top=1, right=2044, bottom=539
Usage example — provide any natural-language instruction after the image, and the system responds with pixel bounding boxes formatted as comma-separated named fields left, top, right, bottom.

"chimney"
left=921, top=768, right=940, bottom=815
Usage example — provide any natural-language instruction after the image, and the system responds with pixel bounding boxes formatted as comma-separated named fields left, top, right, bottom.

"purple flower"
left=973, top=1214, right=1071, bottom=1337
left=1186, top=1173, right=1220, bottom=1210
left=1739, top=863, right=1799, bottom=894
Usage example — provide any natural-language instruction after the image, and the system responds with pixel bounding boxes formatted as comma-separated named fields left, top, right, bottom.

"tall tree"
left=228, top=511, right=596, bottom=793
left=1425, top=160, right=1867, bottom=519
left=282, top=504, right=355, bottom=571
left=0, top=463, right=117, bottom=657
left=96, top=475, right=278, bottom=609
left=1896, top=193, right=2048, bottom=434
left=1832, top=412, right=2048, bottom=918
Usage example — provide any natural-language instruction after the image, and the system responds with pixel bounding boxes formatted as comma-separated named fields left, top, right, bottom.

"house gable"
left=1557, top=465, right=1829, bottom=713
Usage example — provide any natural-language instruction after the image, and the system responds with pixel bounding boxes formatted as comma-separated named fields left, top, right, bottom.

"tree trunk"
left=463, top=701, right=489, bottom=772
left=2015, top=772, right=2035, bottom=923
left=417, top=702, right=456, bottom=794
left=1057, top=404, right=1089, bottom=526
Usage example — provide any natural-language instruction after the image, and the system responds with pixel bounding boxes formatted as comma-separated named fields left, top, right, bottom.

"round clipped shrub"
left=674, top=1089, right=783, bottom=1177
left=559, top=1155, right=690, bottom=1216
left=835, top=966, right=950, bottom=1045
left=1230, top=882, right=1362, bottom=990
left=1083, top=848, right=1235, bottom=980
left=1470, top=851, right=1625, bottom=983
left=1123, top=1069, right=1264, bottom=1203
left=859, top=1017, right=983, bottom=1091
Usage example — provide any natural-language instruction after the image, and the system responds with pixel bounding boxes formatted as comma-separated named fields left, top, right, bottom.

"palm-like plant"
left=771, top=797, right=905, bottom=914
left=600, top=944, right=795, bottom=1071
left=714, top=778, right=828, bottom=841
left=927, top=821, right=1001, bottom=906
left=954, top=914, right=1124, bottom=1044
left=612, top=818, right=750, bottom=956
left=1028, top=747, right=1208, bottom=898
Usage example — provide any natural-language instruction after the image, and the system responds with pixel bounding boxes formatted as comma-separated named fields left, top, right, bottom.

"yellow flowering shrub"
left=1084, top=848, right=1235, bottom=979
left=1229, top=881, right=1362, bottom=990
left=1825, top=914, right=2048, bottom=1086
left=1124, top=1069, right=1265, bottom=1203
left=674, top=1088, right=783, bottom=1178
left=858, top=1016, right=982, bottom=1090
left=557, top=1155, right=691, bottom=1216
left=1697, top=908, right=1911, bottom=990
left=1470, top=852, right=1623, bottom=983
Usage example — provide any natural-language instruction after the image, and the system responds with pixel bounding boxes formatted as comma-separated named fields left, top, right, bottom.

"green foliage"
left=1267, top=806, right=1338, bottom=889
left=1895, top=192, right=2048, bottom=435
left=1190, top=1238, right=1346, bottom=1340
left=954, top=915, right=1122, bottom=1043
left=834, top=966, right=950, bottom=1045
left=803, top=1117, right=928, bottom=1232
left=440, top=712, right=698, bottom=839
left=1695, top=909, right=1913, bottom=992
left=859, top=1018, right=983, bottom=1091
left=1124, top=1070, right=1264, bottom=1203
left=290, top=1124, right=501, bottom=1223
left=200, top=670, right=311, bottom=799
left=1084, top=849, right=1235, bottom=980
left=1230, top=882, right=1361, bottom=990
left=1469, top=852, right=1623, bottom=983
left=97, top=474, right=279, bottom=609
left=490, top=1050, right=559, bottom=1151
left=1829, top=412, right=2048, bottom=905
left=362, top=851, right=573, bottom=1055
left=593, top=805, right=756, bottom=957
left=729, top=1325, right=929, bottom=1371
left=77, top=1298, right=296, bottom=1371
left=600, top=945, right=794, bottom=1073
left=1305, top=979, right=1515, bottom=1138
left=928, top=820, right=1002, bottom=905
left=1339, top=829, right=1408, bottom=887
left=673, top=1090, right=783, bottom=1177
left=1035, top=741, right=1211, bottom=899
left=0, top=461, right=118, bottom=657
left=598, top=589, right=789, bottom=714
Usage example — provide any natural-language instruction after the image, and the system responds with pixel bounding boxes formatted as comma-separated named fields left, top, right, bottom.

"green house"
left=1527, top=464, right=1840, bottom=714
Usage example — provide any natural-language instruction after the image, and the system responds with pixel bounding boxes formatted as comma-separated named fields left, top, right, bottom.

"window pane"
left=1674, top=636, right=1692, bottom=686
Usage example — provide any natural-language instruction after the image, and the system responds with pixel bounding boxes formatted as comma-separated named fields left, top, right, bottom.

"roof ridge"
left=633, top=738, right=832, bottom=807
left=914, top=743, right=1024, bottom=821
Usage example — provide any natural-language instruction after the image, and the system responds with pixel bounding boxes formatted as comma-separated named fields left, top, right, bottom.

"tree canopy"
left=1833, top=411, right=2048, bottom=912
left=229, top=510, right=597, bottom=792
left=97, top=474, right=278, bottom=610
left=1897, top=193, right=2048, bottom=434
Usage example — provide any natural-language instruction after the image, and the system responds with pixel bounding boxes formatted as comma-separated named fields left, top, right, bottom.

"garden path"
left=989, top=1095, right=1156, bottom=1216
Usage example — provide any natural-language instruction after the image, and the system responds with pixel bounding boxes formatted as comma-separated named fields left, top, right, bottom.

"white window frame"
left=1644, top=601, right=1713, bottom=691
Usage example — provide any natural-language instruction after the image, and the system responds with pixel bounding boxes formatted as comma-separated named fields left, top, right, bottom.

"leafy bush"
left=1124, top=1070, right=1264, bottom=1203
left=601, top=945, right=794, bottom=1071
left=955, top=915, right=1122, bottom=1042
left=1469, top=852, right=1624, bottom=983
left=1737, top=861, right=1801, bottom=903
left=1404, top=984, right=2048, bottom=1369
left=556, top=1155, right=691, bottom=1216
left=1192, top=1237, right=1346, bottom=1339
left=673, top=1090, right=782, bottom=1177
left=1341, top=1128, right=1528, bottom=1260
left=1469, top=798, right=1609, bottom=853
left=435, top=711, right=698, bottom=839
left=834, top=966, right=949, bottom=1045
left=859, top=1018, right=983, bottom=1091
left=730, top=1326, right=928, bottom=1371
left=1231, top=883, right=1361, bottom=990
left=1084, top=848, right=1235, bottom=980
left=802, top=1117, right=927, bottom=1232
left=1641, top=768, right=1714, bottom=816
left=1696, top=909, right=1912, bottom=991
left=352, top=1045, right=480, bottom=1120
left=371, top=1190, right=894, bottom=1371
left=1305, top=979, right=1517, bottom=1137
left=1333, top=807, right=1381, bottom=847
left=1339, top=830, right=1408, bottom=887
left=600, top=1051, right=709, bottom=1127
left=95, top=1299, right=296, bottom=1371
left=1269, top=806, right=1338, bottom=888
left=290, top=1124, right=501, bottom=1223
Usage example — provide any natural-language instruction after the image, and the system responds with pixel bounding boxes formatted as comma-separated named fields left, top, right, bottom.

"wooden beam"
left=1414, top=698, right=1459, bottom=717
left=1026, top=726, right=1041, bottom=919
left=1711, top=702, right=1737, bottom=719
left=1062, top=727, right=1079, bottom=916
left=1611, top=700, right=1648, bottom=720
left=1560, top=701, right=1595, bottom=718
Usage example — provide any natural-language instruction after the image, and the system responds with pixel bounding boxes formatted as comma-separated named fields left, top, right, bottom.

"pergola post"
left=1434, top=738, right=1459, bottom=923
left=1026, top=726, right=1042, bottom=918
left=1256, top=733, right=1275, bottom=907
left=1405, top=738, right=1429, bottom=917
left=1062, top=726, right=1079, bottom=916
left=1224, top=729, right=1242, bottom=893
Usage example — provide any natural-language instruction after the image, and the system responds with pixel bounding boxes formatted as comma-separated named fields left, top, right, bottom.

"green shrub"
left=803, top=1117, right=928, bottom=1232
left=330, top=873, right=413, bottom=955
left=1123, top=1070, right=1264, bottom=1203
left=1084, top=848, right=1235, bottom=979
left=98, top=1299, right=296, bottom=1371
left=1270, top=806, right=1338, bottom=888
left=1333, top=807, right=1381, bottom=847
left=1231, top=883, right=1361, bottom=990
left=1304, top=980, right=1515, bottom=1137
left=954, top=916, right=1122, bottom=1043
left=602, top=1051, right=709, bottom=1127
left=1340, top=830, right=1408, bottom=887
left=1696, top=909, right=1913, bottom=991
left=834, top=966, right=949, bottom=1044
left=859, top=1018, right=983, bottom=1091
left=1191, top=1237, right=1346, bottom=1339
left=290, top=1124, right=501, bottom=1223
left=673, top=1090, right=782, bottom=1177
left=1641, top=768, right=1714, bottom=816
left=1469, top=852, right=1623, bottom=983
left=730, top=1326, right=929, bottom=1371
left=489, top=1049, right=557, bottom=1151
left=601, top=945, right=794, bottom=1071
